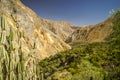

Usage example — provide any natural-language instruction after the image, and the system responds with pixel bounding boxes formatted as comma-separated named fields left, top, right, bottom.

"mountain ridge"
left=66, top=17, right=113, bottom=43
left=0, top=0, right=71, bottom=59
left=0, top=0, right=120, bottom=80
left=0, top=0, right=116, bottom=59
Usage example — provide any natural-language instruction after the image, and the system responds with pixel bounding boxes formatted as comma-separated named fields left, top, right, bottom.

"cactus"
left=10, top=26, right=14, bottom=41
left=0, top=14, right=42, bottom=80
left=0, top=63, right=3, bottom=80
left=10, top=71, right=16, bottom=80
left=17, top=62, right=21, bottom=73
left=9, top=26, right=15, bottom=51
left=21, top=61, right=25, bottom=73
left=0, top=31, right=6, bottom=44
left=18, top=39, right=22, bottom=49
left=10, top=51, right=14, bottom=60
left=0, top=46, right=7, bottom=65
left=9, top=41, right=15, bottom=51
left=18, top=73, right=22, bottom=80
left=33, top=64, right=37, bottom=74
left=0, top=14, right=6, bottom=44
left=41, top=70, right=44, bottom=80
left=17, top=28, right=23, bottom=40
left=1, top=14, right=6, bottom=30
left=18, top=30, right=22, bottom=39
left=4, top=51, right=9, bottom=74
left=9, top=60, right=14, bottom=72
left=0, top=74, right=3, bottom=80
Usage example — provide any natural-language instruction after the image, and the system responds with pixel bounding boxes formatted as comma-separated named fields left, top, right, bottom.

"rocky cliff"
left=66, top=18, right=113, bottom=43
left=0, top=0, right=71, bottom=59
left=0, top=0, right=119, bottom=79
left=0, top=0, right=115, bottom=60
left=41, top=20, right=74, bottom=41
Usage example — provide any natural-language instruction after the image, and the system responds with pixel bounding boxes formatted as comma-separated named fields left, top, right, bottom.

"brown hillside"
left=0, top=0, right=71, bottom=59
left=66, top=18, right=113, bottom=43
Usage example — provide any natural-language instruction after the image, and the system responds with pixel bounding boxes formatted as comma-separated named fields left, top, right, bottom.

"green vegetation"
left=39, top=10, right=120, bottom=80
left=0, top=10, right=120, bottom=80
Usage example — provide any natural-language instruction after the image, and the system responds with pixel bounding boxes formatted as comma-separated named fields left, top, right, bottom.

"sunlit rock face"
left=41, top=20, right=74, bottom=41
left=66, top=18, right=113, bottom=43
left=0, top=0, right=71, bottom=59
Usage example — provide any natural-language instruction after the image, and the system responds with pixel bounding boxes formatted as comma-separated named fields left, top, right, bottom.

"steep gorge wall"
left=66, top=18, right=113, bottom=43
left=0, top=0, right=71, bottom=59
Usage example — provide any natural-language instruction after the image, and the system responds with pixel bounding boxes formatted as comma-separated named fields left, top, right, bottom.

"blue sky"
left=21, top=0, right=120, bottom=26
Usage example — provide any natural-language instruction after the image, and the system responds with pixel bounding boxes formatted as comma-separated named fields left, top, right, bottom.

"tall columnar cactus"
left=10, top=71, right=16, bottom=80
left=10, top=26, right=14, bottom=42
left=0, top=14, right=6, bottom=44
left=0, top=14, right=17, bottom=80
left=41, top=70, right=44, bottom=80
left=17, top=28, right=23, bottom=49
left=1, top=14, right=6, bottom=30
left=0, top=31, right=6, bottom=44
left=0, top=14, right=42, bottom=80
left=0, top=14, right=8, bottom=80
left=9, top=26, right=15, bottom=51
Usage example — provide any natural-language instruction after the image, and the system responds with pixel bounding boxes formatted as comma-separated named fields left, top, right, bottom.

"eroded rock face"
left=66, top=18, right=113, bottom=43
left=0, top=0, right=114, bottom=60
left=0, top=0, right=71, bottom=59
left=41, top=20, right=74, bottom=41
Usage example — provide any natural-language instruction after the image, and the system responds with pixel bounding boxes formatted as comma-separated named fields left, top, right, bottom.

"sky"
left=21, top=0, right=120, bottom=26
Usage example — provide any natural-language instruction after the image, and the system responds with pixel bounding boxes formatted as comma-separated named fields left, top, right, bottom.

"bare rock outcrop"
left=0, top=0, right=71, bottom=59
left=66, top=18, right=113, bottom=43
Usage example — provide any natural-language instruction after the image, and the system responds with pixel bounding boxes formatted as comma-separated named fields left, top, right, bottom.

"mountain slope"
left=38, top=11, right=120, bottom=80
left=66, top=17, right=113, bottom=43
left=0, top=0, right=120, bottom=80
left=0, top=0, right=71, bottom=59
left=41, top=20, right=74, bottom=41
